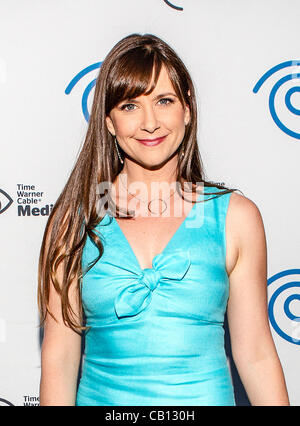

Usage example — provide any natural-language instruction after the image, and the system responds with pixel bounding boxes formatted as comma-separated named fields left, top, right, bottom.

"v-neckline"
left=111, top=189, right=204, bottom=271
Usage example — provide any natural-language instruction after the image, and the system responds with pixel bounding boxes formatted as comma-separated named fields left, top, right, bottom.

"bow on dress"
left=114, top=250, right=191, bottom=319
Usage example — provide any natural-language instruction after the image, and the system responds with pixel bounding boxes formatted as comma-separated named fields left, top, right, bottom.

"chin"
left=136, top=155, right=167, bottom=169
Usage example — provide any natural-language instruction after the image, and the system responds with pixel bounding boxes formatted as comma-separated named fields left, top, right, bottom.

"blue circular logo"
left=253, top=60, right=300, bottom=140
left=65, top=62, right=102, bottom=122
left=163, top=0, right=183, bottom=11
left=268, top=269, right=300, bottom=344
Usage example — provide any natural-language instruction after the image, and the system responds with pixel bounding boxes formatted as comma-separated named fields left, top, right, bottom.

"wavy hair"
left=37, top=33, right=239, bottom=334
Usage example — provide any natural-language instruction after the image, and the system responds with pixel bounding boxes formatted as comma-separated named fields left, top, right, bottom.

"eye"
left=158, top=97, right=175, bottom=106
left=120, top=103, right=136, bottom=112
left=119, top=97, right=175, bottom=112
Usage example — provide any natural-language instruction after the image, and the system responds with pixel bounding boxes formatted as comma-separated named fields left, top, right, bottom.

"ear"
left=105, top=115, right=116, bottom=136
left=184, top=90, right=191, bottom=126
left=184, top=102, right=191, bottom=126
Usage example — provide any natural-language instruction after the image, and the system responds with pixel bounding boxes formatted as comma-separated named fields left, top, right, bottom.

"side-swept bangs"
left=105, top=47, right=188, bottom=115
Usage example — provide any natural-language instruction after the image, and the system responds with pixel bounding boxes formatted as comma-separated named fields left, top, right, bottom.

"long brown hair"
left=37, top=33, right=239, bottom=334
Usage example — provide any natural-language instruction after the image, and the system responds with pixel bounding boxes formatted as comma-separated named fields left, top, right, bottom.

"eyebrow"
left=124, top=92, right=178, bottom=103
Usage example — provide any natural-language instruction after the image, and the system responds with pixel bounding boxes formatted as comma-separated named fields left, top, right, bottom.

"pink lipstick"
left=136, top=135, right=167, bottom=146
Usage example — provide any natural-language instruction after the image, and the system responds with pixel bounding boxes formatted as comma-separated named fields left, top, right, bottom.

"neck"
left=119, top=157, right=179, bottom=187
left=116, top=156, right=181, bottom=198
left=112, top=156, right=184, bottom=213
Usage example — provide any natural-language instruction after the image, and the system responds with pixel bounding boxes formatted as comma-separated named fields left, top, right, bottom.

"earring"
left=114, top=136, right=124, bottom=164
left=181, top=150, right=185, bottom=158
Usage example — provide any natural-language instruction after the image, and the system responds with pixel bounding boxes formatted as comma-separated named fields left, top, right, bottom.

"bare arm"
left=227, top=194, right=290, bottom=406
left=39, top=221, right=82, bottom=406
left=39, top=282, right=82, bottom=405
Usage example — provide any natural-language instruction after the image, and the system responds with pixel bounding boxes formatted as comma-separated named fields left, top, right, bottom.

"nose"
left=140, top=104, right=160, bottom=133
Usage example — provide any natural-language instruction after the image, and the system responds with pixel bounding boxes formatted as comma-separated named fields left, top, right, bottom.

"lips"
left=136, top=135, right=167, bottom=146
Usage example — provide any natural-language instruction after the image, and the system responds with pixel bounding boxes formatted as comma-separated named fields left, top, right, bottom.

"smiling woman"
left=38, top=33, right=289, bottom=407
left=105, top=65, right=190, bottom=167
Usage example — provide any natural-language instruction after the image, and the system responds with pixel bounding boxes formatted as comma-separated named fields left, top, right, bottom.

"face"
left=105, top=65, right=190, bottom=168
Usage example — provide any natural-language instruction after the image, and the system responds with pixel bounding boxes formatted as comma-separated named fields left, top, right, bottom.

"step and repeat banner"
left=0, top=0, right=299, bottom=406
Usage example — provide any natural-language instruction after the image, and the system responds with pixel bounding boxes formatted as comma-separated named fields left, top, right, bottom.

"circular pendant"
left=148, top=198, right=168, bottom=215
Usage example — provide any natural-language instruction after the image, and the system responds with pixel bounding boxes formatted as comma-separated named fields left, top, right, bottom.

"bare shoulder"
left=228, top=191, right=265, bottom=233
left=228, top=190, right=263, bottom=216
left=226, top=191, right=266, bottom=274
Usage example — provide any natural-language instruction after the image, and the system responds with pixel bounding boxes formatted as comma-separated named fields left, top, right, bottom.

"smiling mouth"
left=135, top=135, right=167, bottom=146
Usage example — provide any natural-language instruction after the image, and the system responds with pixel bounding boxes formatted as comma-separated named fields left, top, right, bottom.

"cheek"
left=114, top=116, right=137, bottom=136
left=166, top=109, right=186, bottom=130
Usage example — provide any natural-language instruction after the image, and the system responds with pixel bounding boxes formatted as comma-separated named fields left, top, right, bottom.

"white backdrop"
left=0, top=0, right=299, bottom=406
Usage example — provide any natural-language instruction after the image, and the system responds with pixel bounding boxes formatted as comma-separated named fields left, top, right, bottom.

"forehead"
left=122, top=65, right=176, bottom=103
left=147, top=65, right=174, bottom=94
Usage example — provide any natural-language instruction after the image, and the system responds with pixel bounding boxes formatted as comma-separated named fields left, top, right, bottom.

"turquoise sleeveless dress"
left=76, top=186, right=236, bottom=406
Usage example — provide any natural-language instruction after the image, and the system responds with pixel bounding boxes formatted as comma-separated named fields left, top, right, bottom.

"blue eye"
left=120, top=97, right=174, bottom=112
left=159, top=97, right=174, bottom=105
left=120, top=103, right=135, bottom=111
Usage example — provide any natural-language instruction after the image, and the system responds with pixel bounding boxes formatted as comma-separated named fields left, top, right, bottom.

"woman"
left=38, top=33, right=290, bottom=406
